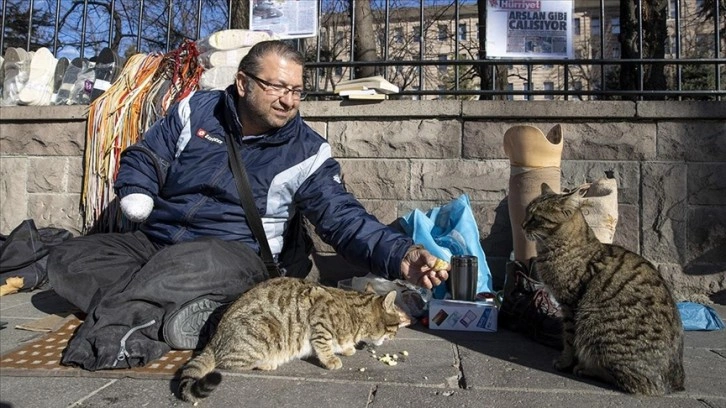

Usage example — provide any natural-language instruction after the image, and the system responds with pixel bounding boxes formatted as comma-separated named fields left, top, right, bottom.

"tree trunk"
left=353, top=0, right=377, bottom=78
left=230, top=0, right=249, bottom=30
left=476, top=0, right=507, bottom=100
left=619, top=0, right=668, bottom=100
left=642, top=0, right=668, bottom=94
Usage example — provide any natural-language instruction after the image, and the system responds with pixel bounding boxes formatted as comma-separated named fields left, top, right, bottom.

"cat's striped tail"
left=178, top=349, right=222, bottom=402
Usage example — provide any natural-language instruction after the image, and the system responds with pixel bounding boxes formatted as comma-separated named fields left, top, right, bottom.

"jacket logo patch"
left=196, top=128, right=223, bottom=145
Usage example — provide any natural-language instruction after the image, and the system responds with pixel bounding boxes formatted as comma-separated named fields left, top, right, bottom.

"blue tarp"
left=400, top=194, right=493, bottom=299
left=677, top=302, right=725, bottom=331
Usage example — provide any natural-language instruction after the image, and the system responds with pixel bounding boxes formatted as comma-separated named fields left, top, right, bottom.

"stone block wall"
left=1, top=101, right=724, bottom=296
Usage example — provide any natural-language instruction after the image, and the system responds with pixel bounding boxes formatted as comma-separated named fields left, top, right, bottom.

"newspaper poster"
left=250, top=1, right=318, bottom=39
left=485, top=0, right=574, bottom=59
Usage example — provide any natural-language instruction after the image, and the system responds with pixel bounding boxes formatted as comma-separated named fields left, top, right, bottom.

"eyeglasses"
left=243, top=71, right=307, bottom=100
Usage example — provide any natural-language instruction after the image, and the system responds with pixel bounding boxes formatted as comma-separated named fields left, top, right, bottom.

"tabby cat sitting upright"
left=522, top=183, right=684, bottom=395
left=178, top=277, right=410, bottom=403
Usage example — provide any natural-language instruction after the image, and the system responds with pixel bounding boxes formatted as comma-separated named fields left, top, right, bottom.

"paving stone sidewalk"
left=1, top=289, right=724, bottom=408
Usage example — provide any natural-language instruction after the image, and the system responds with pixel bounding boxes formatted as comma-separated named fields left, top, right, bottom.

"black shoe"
left=163, top=298, right=227, bottom=350
left=498, top=259, right=563, bottom=349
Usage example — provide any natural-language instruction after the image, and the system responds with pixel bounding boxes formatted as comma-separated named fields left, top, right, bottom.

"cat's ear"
left=364, top=282, right=376, bottom=294
left=382, top=291, right=397, bottom=310
left=562, top=191, right=584, bottom=216
left=541, top=183, right=555, bottom=194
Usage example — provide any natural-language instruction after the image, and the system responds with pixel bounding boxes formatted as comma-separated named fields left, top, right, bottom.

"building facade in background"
left=307, top=0, right=720, bottom=100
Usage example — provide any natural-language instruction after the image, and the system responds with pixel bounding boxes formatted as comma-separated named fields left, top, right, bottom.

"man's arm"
left=114, top=99, right=188, bottom=220
left=294, top=156, right=412, bottom=280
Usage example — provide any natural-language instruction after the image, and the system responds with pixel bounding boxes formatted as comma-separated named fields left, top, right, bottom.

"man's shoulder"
left=178, top=89, right=229, bottom=128
left=188, top=88, right=226, bottom=107
left=299, top=120, right=326, bottom=143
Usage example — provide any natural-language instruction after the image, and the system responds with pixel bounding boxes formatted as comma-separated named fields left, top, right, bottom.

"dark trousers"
left=46, top=231, right=267, bottom=370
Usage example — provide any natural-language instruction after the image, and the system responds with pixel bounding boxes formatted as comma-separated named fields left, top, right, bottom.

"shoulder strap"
left=224, top=132, right=280, bottom=278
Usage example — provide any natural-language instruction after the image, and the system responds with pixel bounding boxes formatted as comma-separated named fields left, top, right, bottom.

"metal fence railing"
left=1, top=0, right=724, bottom=101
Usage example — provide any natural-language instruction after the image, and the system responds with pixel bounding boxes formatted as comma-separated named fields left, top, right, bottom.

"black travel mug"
left=449, top=255, right=478, bottom=301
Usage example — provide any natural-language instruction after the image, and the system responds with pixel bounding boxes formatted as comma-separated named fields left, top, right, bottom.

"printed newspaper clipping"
left=250, top=0, right=318, bottom=39
left=485, top=0, right=574, bottom=59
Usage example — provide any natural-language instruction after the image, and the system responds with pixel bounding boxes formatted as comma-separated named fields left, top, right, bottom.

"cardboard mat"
left=0, top=318, right=192, bottom=379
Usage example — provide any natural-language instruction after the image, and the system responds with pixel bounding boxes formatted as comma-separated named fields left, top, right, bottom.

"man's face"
left=236, top=53, right=304, bottom=136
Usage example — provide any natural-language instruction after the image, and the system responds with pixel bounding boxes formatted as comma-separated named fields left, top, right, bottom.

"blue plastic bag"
left=399, top=194, right=493, bottom=298
left=677, top=302, right=725, bottom=331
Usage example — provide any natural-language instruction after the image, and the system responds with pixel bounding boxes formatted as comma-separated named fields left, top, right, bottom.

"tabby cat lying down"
left=178, top=277, right=410, bottom=402
left=522, top=183, right=684, bottom=395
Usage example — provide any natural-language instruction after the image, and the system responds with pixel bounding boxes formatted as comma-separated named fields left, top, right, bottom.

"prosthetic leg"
left=503, top=124, right=564, bottom=263
left=499, top=124, right=564, bottom=349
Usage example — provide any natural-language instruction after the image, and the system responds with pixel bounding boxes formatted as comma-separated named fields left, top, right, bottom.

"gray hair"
left=237, top=40, right=305, bottom=75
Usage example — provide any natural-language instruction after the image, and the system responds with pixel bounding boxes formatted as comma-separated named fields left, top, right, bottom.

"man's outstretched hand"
left=400, top=245, right=450, bottom=289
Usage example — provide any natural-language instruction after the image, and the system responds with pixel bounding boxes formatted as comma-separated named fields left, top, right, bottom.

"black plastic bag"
left=0, top=219, right=73, bottom=291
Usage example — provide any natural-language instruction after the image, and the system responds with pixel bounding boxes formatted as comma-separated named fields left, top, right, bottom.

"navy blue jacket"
left=115, top=86, right=412, bottom=279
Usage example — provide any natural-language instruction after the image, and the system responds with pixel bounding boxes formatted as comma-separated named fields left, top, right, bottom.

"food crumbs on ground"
left=401, top=350, right=409, bottom=356
left=359, top=367, right=366, bottom=372
left=376, top=351, right=406, bottom=366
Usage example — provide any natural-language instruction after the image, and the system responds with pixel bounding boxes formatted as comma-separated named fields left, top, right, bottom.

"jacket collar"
left=223, top=85, right=302, bottom=146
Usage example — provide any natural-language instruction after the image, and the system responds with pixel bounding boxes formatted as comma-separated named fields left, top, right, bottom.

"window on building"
left=334, top=61, right=343, bottom=77
left=413, top=25, right=421, bottom=42
left=432, top=84, right=446, bottom=100
left=335, top=31, right=345, bottom=44
left=523, top=82, right=533, bottom=101
left=438, top=24, right=448, bottom=41
left=665, top=36, right=676, bottom=54
left=411, top=86, right=420, bottom=101
left=591, top=17, right=601, bottom=35
left=394, top=27, right=404, bottom=44
left=572, top=80, right=583, bottom=100
left=695, top=34, right=712, bottom=54
left=438, top=54, right=448, bottom=73
left=573, top=18, right=581, bottom=36
left=395, top=58, right=403, bottom=74
left=458, top=23, right=467, bottom=41
left=695, top=0, right=704, bottom=8
left=611, top=42, right=621, bottom=58
left=611, top=17, right=620, bottom=35
left=506, top=83, right=514, bottom=101
left=669, top=0, right=677, bottom=19
left=544, top=81, right=554, bottom=100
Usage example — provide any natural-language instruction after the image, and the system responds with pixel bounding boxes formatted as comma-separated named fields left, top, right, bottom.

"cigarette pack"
left=428, top=299, right=498, bottom=332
